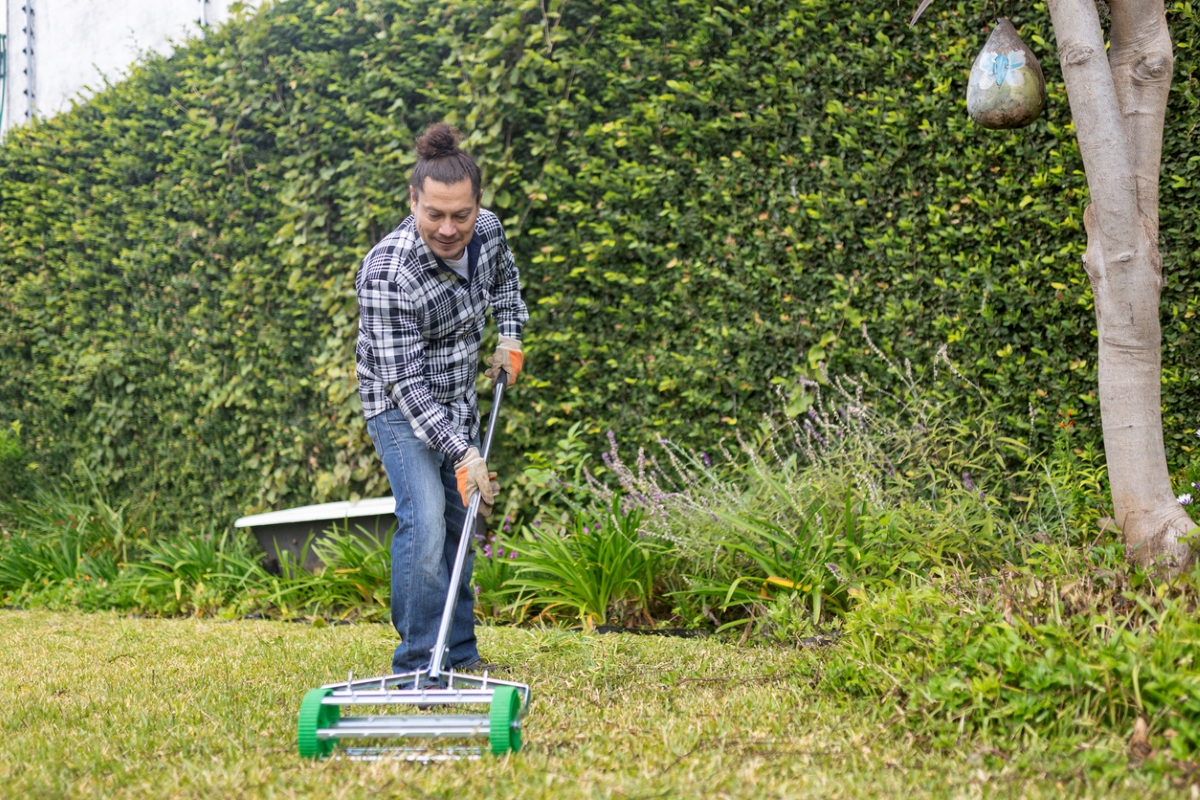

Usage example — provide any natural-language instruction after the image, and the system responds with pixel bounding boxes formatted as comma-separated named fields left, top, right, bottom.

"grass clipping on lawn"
left=0, top=610, right=1176, bottom=799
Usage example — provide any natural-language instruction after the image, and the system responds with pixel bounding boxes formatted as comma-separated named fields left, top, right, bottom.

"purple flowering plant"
left=470, top=524, right=524, bottom=621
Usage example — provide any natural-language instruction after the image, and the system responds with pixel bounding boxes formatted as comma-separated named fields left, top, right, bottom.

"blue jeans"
left=366, top=409, right=480, bottom=673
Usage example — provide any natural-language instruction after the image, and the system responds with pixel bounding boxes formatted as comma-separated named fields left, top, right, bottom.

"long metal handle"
left=429, top=372, right=508, bottom=679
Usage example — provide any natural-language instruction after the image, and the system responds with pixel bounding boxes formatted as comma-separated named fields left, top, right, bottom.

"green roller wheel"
left=489, top=685, right=522, bottom=755
left=297, top=687, right=340, bottom=759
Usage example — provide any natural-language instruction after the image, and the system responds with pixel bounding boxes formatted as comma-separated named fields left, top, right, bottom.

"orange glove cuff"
left=456, top=467, right=470, bottom=505
left=509, top=349, right=524, bottom=381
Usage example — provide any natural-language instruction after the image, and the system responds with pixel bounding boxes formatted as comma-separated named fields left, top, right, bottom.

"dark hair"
left=409, top=123, right=482, bottom=200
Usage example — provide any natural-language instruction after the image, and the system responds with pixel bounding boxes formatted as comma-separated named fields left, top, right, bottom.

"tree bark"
left=1046, top=0, right=1194, bottom=569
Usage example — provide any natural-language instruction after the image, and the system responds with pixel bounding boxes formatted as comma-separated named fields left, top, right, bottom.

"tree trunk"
left=1046, top=0, right=1194, bottom=569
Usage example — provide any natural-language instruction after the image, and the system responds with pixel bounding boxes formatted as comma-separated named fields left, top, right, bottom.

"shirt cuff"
left=449, top=442, right=472, bottom=465
left=497, top=320, right=523, bottom=340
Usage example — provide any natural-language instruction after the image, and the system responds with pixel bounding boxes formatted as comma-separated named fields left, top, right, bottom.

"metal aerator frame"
left=297, top=374, right=530, bottom=759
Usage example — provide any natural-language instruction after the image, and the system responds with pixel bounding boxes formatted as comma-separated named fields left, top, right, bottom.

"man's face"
left=409, top=177, right=480, bottom=260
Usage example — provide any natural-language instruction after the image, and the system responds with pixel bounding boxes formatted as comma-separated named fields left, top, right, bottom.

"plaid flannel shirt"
left=355, top=209, right=528, bottom=463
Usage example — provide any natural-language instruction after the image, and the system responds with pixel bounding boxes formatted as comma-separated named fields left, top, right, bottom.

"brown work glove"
left=454, top=446, right=499, bottom=517
left=484, top=335, right=523, bottom=386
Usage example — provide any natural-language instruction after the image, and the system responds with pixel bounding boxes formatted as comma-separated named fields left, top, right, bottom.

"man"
left=355, top=123, right=528, bottom=676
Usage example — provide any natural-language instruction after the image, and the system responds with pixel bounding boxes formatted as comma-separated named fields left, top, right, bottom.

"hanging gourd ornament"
left=967, top=18, right=1046, bottom=130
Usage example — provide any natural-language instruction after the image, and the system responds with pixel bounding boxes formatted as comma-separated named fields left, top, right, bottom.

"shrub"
left=569, top=340, right=1038, bottom=631
left=0, top=422, right=35, bottom=501
left=6, top=1, right=1200, bottom=527
left=502, top=498, right=669, bottom=626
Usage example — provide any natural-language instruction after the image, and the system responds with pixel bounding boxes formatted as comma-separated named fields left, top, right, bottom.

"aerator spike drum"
left=967, top=18, right=1046, bottom=130
left=296, top=374, right=530, bottom=761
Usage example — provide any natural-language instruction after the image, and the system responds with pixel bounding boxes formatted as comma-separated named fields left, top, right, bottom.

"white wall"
left=2, top=0, right=264, bottom=136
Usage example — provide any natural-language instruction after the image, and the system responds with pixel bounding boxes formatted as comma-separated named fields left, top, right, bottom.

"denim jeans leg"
left=367, top=409, right=479, bottom=673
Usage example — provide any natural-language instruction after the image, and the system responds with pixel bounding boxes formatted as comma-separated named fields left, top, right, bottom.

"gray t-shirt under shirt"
left=443, top=252, right=469, bottom=280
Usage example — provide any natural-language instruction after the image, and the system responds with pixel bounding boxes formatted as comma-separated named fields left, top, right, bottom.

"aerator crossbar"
left=298, top=668, right=530, bottom=759
left=297, top=374, right=530, bottom=760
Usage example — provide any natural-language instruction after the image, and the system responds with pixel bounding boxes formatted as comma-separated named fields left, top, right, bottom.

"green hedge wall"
left=2, top=0, right=1200, bottom=525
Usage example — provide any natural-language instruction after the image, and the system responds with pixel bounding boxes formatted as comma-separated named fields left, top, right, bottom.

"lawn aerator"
left=296, top=373, right=530, bottom=760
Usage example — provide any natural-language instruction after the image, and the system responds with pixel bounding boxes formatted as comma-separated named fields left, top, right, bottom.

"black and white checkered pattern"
left=355, top=210, right=528, bottom=462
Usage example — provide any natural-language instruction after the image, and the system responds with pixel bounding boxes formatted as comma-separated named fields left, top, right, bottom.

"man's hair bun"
left=415, top=123, right=463, bottom=160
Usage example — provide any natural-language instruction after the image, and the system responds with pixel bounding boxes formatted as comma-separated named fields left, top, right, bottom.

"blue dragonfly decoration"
left=976, top=51, right=1027, bottom=89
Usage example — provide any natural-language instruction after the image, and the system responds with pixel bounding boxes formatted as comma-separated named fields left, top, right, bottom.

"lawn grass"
left=0, top=609, right=1182, bottom=799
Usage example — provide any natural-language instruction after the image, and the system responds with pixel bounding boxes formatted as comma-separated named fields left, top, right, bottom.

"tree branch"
left=1109, top=0, right=1173, bottom=229
left=1046, top=0, right=1142, bottom=255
